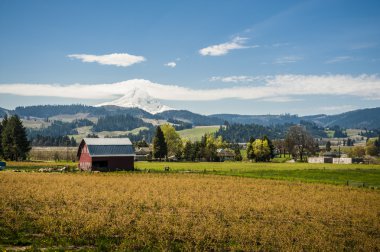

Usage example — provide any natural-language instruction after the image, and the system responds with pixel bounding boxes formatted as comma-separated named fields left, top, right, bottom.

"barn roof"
left=83, top=138, right=132, bottom=146
left=78, top=138, right=134, bottom=157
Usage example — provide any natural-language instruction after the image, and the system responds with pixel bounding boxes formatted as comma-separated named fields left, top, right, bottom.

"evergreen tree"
left=70, top=137, right=77, bottom=147
left=231, top=144, right=242, bottom=161
left=326, top=141, right=331, bottom=152
left=1, top=115, right=31, bottom=161
left=183, top=141, right=194, bottom=161
left=0, top=118, right=3, bottom=158
left=246, top=137, right=256, bottom=160
left=152, top=126, right=167, bottom=161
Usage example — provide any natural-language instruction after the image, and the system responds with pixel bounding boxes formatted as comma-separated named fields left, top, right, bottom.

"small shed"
left=77, top=138, right=135, bottom=171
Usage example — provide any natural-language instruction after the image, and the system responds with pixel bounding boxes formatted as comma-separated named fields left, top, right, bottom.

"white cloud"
left=273, top=56, right=302, bottom=64
left=199, top=37, right=257, bottom=56
left=319, top=105, right=356, bottom=113
left=164, top=62, right=176, bottom=68
left=349, top=42, right=377, bottom=50
left=261, top=96, right=302, bottom=102
left=67, top=53, right=146, bottom=67
left=325, top=56, right=353, bottom=64
left=1, top=74, right=379, bottom=102
left=209, top=75, right=268, bottom=83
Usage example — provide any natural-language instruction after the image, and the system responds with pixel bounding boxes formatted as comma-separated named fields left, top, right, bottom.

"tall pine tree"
left=1, top=115, right=31, bottom=161
left=0, top=117, right=3, bottom=158
left=153, top=126, right=167, bottom=161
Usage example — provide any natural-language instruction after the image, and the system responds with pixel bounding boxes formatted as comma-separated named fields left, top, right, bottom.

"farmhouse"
left=134, top=146, right=152, bottom=161
left=77, top=138, right=135, bottom=171
left=217, top=148, right=235, bottom=161
left=308, top=156, right=352, bottom=164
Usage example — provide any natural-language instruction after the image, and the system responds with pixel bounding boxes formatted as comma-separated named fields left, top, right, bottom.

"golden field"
left=0, top=172, right=379, bottom=251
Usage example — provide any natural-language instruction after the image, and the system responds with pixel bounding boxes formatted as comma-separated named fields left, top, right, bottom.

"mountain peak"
left=96, top=88, right=174, bottom=114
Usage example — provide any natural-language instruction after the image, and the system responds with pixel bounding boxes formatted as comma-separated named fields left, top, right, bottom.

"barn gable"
left=77, top=138, right=135, bottom=171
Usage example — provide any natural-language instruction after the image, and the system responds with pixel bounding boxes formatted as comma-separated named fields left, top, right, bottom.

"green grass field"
left=4, top=160, right=380, bottom=188
left=135, top=161, right=380, bottom=188
left=177, top=126, right=220, bottom=141
left=96, top=127, right=149, bottom=138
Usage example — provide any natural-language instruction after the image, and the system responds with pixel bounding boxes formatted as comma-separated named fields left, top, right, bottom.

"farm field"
left=29, top=147, right=78, bottom=161
left=177, top=125, right=220, bottom=141
left=135, top=161, right=380, bottom=188
left=0, top=172, right=379, bottom=251
left=5, top=160, right=380, bottom=188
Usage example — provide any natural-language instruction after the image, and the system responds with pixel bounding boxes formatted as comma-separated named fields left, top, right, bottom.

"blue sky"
left=0, top=0, right=379, bottom=115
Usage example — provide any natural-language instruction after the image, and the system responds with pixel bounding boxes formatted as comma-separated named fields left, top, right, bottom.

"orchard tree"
left=273, top=139, right=286, bottom=157
left=152, top=126, right=167, bottom=161
left=205, top=134, right=218, bottom=162
left=161, top=124, right=183, bottom=159
left=253, top=139, right=271, bottom=162
left=349, top=146, right=366, bottom=158
left=285, top=125, right=316, bottom=161
left=366, top=137, right=380, bottom=156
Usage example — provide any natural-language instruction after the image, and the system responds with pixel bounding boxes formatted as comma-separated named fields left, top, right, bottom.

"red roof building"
left=77, top=138, right=135, bottom=171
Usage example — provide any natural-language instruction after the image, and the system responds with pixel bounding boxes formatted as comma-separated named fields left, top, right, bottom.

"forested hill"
left=210, top=113, right=300, bottom=126
left=0, top=107, right=8, bottom=117
left=303, top=107, right=380, bottom=129
left=0, top=104, right=379, bottom=129
left=14, top=105, right=106, bottom=118
left=13, top=105, right=155, bottom=119
left=211, top=107, right=380, bottom=129
left=156, top=110, right=224, bottom=126
left=216, top=120, right=327, bottom=142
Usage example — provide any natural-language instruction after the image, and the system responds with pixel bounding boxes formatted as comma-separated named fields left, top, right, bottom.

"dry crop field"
left=0, top=172, right=379, bottom=251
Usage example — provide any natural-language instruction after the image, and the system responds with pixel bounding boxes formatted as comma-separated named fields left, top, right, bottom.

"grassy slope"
left=96, top=127, right=149, bottom=138
left=177, top=126, right=220, bottom=141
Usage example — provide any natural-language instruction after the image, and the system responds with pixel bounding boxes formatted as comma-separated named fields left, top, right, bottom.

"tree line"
left=28, top=119, right=93, bottom=138
left=151, top=124, right=322, bottom=162
left=93, top=114, right=149, bottom=132
left=0, top=115, right=31, bottom=161
left=151, top=124, right=242, bottom=162
left=29, top=135, right=77, bottom=147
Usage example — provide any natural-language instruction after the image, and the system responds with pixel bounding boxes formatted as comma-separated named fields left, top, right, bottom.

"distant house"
left=217, top=148, right=235, bottom=161
left=134, top=147, right=152, bottom=161
left=308, top=156, right=352, bottom=164
left=77, top=138, right=135, bottom=171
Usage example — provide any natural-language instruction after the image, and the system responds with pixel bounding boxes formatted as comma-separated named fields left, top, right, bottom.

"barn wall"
left=92, top=156, right=134, bottom=171
left=79, top=144, right=92, bottom=171
left=308, top=157, right=324, bottom=163
left=333, top=158, right=352, bottom=164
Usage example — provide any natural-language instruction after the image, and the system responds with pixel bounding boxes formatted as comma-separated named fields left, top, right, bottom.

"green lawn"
left=4, top=160, right=380, bottom=189
left=135, top=161, right=380, bottom=188
left=177, top=126, right=220, bottom=141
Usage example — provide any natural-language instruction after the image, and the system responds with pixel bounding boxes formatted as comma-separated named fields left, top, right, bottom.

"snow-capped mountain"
left=96, top=88, right=174, bottom=114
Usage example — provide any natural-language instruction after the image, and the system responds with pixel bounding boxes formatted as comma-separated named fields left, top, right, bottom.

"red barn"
left=77, top=138, right=135, bottom=171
